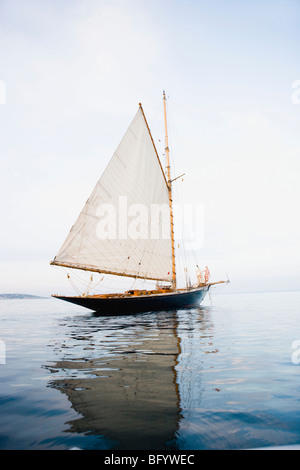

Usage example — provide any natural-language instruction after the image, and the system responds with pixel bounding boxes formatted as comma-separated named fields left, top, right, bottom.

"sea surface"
left=0, top=290, right=300, bottom=450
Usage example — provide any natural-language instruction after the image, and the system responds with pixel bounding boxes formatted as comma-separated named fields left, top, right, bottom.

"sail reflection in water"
left=46, top=309, right=205, bottom=450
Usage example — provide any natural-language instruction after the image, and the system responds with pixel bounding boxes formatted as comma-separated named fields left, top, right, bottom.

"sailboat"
left=50, top=92, right=227, bottom=314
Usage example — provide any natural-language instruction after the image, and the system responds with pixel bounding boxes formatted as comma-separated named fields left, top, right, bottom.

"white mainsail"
left=51, top=106, right=173, bottom=282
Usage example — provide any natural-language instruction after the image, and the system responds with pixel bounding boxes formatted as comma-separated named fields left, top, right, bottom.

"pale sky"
left=0, top=0, right=300, bottom=296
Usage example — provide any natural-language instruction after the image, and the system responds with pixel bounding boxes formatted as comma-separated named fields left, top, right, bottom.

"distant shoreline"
left=0, top=294, right=48, bottom=299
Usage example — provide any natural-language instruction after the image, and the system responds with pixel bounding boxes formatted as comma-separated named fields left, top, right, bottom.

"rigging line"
left=165, top=97, right=181, bottom=183
left=64, top=267, right=106, bottom=295
left=89, top=275, right=104, bottom=294
left=166, top=99, right=189, bottom=279
left=145, top=183, right=172, bottom=285
left=168, top=100, right=202, bottom=270
left=139, top=103, right=169, bottom=190
left=65, top=268, right=94, bottom=287
left=129, top=278, right=136, bottom=290
left=66, top=272, right=82, bottom=296
left=169, top=131, right=201, bottom=282
left=83, top=273, right=99, bottom=295
left=91, top=277, right=113, bottom=293
left=149, top=98, right=164, bottom=154
left=65, top=269, right=91, bottom=295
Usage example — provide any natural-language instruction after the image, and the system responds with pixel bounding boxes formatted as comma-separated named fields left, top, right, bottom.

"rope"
left=66, top=273, right=82, bottom=296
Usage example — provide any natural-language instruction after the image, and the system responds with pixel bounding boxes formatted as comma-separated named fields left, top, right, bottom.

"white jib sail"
left=51, top=107, right=173, bottom=282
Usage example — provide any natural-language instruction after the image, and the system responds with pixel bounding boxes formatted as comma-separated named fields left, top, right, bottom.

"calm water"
left=0, top=290, right=300, bottom=450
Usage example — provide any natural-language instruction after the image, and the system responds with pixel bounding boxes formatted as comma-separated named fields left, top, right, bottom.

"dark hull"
left=53, top=286, right=209, bottom=316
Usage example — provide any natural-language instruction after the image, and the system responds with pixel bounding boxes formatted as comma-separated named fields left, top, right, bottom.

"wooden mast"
left=163, top=91, right=176, bottom=290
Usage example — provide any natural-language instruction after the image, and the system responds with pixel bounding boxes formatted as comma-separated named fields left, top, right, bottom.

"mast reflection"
left=47, top=311, right=183, bottom=450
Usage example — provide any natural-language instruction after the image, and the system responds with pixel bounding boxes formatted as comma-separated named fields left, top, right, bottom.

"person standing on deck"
left=196, top=265, right=204, bottom=285
left=204, top=266, right=210, bottom=284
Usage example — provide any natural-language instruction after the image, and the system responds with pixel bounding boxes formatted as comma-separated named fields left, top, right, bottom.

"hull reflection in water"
left=46, top=310, right=189, bottom=450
